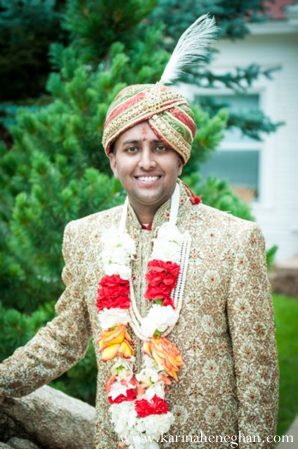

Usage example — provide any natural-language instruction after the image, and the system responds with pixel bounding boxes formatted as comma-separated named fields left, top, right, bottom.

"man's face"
left=109, top=121, right=183, bottom=217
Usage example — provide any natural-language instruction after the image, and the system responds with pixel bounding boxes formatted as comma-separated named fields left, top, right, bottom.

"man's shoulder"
left=194, top=203, right=258, bottom=235
left=65, top=204, right=123, bottom=235
left=191, top=204, right=264, bottom=253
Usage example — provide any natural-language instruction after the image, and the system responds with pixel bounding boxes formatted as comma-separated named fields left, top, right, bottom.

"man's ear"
left=177, top=156, right=184, bottom=176
left=108, top=153, right=118, bottom=178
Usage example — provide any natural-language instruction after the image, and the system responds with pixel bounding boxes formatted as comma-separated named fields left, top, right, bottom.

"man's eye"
left=156, top=145, right=167, bottom=152
left=126, top=147, right=138, bottom=153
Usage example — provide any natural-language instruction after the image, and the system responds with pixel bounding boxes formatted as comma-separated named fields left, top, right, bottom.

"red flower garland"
left=135, top=395, right=170, bottom=417
left=96, top=274, right=130, bottom=311
left=108, top=389, right=137, bottom=404
left=144, top=260, right=180, bottom=309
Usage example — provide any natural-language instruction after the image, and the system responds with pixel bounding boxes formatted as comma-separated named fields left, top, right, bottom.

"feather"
left=161, top=14, right=217, bottom=85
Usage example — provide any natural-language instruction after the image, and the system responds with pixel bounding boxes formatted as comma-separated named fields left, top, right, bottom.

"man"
left=0, top=83, right=279, bottom=448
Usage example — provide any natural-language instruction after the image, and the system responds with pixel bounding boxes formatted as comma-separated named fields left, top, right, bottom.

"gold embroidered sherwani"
left=0, top=183, right=279, bottom=448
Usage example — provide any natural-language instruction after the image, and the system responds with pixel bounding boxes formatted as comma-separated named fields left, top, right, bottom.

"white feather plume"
left=161, top=14, right=217, bottom=85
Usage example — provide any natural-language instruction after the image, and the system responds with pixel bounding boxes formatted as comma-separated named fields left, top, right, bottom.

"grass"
left=273, top=294, right=298, bottom=435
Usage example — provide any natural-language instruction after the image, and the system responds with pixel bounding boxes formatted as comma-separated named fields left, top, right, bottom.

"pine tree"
left=0, top=0, right=67, bottom=101
left=0, top=0, right=228, bottom=403
left=152, top=0, right=268, bottom=41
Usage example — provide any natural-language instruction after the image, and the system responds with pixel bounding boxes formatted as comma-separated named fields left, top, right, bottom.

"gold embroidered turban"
left=102, top=83, right=196, bottom=164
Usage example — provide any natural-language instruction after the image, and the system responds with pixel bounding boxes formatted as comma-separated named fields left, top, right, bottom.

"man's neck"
left=127, top=187, right=178, bottom=225
left=130, top=203, right=157, bottom=225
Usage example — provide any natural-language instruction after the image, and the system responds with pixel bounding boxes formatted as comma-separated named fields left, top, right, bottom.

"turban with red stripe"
left=102, top=83, right=196, bottom=164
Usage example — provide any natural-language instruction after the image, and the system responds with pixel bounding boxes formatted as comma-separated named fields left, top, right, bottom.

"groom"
left=0, top=83, right=279, bottom=448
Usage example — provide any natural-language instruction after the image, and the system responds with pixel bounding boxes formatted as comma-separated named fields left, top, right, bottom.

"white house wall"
left=184, top=26, right=298, bottom=262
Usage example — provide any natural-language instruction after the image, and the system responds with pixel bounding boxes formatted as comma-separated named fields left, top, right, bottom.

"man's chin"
left=130, top=192, right=170, bottom=210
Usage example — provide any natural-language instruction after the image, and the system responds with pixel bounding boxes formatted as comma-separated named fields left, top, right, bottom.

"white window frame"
left=179, top=80, right=277, bottom=210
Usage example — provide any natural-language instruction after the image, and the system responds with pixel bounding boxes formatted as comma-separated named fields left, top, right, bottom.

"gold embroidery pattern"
left=0, top=184, right=279, bottom=448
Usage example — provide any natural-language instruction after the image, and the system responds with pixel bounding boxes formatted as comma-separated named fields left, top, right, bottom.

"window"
left=196, top=93, right=262, bottom=202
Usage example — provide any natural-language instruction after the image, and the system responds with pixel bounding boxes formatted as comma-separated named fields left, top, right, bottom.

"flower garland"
left=95, top=185, right=190, bottom=449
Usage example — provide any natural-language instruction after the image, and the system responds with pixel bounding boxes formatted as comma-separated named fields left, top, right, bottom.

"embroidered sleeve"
left=0, top=222, right=92, bottom=398
left=227, top=224, right=279, bottom=448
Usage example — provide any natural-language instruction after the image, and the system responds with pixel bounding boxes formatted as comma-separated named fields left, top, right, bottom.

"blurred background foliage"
left=0, top=0, right=280, bottom=405
left=0, top=0, right=67, bottom=101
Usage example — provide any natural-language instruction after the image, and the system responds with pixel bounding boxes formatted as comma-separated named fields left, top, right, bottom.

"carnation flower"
left=134, top=412, right=175, bottom=441
left=144, top=283, right=172, bottom=302
left=102, top=245, right=133, bottom=267
left=135, top=395, right=169, bottom=417
left=96, top=275, right=130, bottom=311
left=162, top=297, right=175, bottom=308
left=101, top=229, right=136, bottom=270
left=155, top=223, right=183, bottom=245
left=144, top=260, right=180, bottom=306
left=140, top=304, right=179, bottom=338
left=150, top=224, right=183, bottom=263
left=150, top=241, right=181, bottom=264
left=98, top=308, right=130, bottom=330
left=102, top=228, right=135, bottom=255
left=146, top=260, right=180, bottom=286
left=109, top=402, right=137, bottom=437
left=103, top=262, right=132, bottom=280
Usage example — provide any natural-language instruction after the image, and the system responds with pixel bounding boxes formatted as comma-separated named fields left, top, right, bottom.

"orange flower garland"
left=95, top=186, right=190, bottom=447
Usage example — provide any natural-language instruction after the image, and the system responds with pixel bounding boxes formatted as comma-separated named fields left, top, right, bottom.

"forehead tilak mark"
left=141, top=125, right=148, bottom=136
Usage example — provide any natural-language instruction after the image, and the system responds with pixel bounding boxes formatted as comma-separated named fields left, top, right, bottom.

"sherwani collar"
left=125, top=180, right=192, bottom=234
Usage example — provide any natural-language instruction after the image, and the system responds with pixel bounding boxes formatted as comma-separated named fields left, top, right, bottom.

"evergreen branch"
left=149, top=0, right=271, bottom=44
left=198, top=96, right=284, bottom=141
left=228, top=111, right=284, bottom=141
left=180, top=64, right=281, bottom=92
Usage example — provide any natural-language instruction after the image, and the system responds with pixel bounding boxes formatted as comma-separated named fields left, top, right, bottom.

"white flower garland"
left=96, top=184, right=191, bottom=448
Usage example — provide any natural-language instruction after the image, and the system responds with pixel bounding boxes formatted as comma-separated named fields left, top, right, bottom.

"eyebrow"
left=121, top=139, right=164, bottom=146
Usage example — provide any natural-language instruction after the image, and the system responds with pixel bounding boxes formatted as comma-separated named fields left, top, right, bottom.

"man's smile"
left=135, top=175, right=161, bottom=182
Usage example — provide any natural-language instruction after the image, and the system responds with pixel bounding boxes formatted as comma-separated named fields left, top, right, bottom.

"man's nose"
left=138, top=148, right=156, bottom=170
